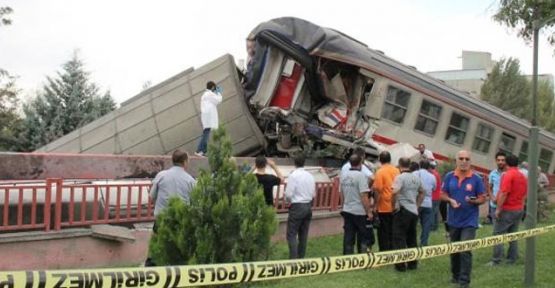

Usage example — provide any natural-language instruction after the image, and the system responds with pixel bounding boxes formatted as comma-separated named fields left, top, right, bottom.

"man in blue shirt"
left=413, top=160, right=436, bottom=246
left=486, top=151, right=506, bottom=224
left=440, top=150, right=486, bottom=288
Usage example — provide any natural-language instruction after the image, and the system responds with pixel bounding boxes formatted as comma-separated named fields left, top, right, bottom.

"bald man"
left=440, top=150, right=486, bottom=288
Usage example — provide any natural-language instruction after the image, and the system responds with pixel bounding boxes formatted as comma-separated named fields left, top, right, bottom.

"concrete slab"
left=81, top=122, right=117, bottom=150
left=123, top=136, right=164, bottom=155
left=50, top=138, right=81, bottom=153
left=151, top=82, right=192, bottom=114
left=83, top=137, right=119, bottom=154
left=91, top=224, right=135, bottom=243
left=118, top=118, right=158, bottom=151
left=154, top=98, right=196, bottom=132
left=117, top=93, right=152, bottom=117
left=159, top=118, right=202, bottom=152
left=116, top=102, right=153, bottom=132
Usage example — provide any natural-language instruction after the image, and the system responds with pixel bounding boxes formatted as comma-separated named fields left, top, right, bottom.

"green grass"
left=255, top=216, right=555, bottom=288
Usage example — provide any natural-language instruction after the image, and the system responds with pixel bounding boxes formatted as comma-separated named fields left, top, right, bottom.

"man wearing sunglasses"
left=440, top=150, right=486, bottom=288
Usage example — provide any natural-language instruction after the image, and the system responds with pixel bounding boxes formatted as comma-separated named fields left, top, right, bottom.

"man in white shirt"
left=417, top=143, right=435, bottom=161
left=285, top=154, right=316, bottom=259
left=340, top=147, right=374, bottom=181
left=195, top=81, right=223, bottom=157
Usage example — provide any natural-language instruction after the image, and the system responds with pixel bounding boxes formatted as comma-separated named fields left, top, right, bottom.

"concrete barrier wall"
left=0, top=212, right=342, bottom=270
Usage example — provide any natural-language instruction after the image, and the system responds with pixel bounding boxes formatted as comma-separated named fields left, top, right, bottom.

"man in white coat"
left=195, top=81, right=223, bottom=156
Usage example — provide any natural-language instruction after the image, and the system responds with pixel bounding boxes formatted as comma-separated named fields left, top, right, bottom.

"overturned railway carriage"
left=243, top=17, right=555, bottom=174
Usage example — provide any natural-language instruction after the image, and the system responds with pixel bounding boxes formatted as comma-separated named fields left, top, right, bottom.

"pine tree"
left=0, top=7, right=22, bottom=151
left=150, top=126, right=277, bottom=265
left=20, top=51, right=116, bottom=151
left=0, top=70, right=22, bottom=151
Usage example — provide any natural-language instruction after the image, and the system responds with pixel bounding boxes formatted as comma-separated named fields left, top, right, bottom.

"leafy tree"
left=150, top=126, right=277, bottom=265
left=437, top=157, right=456, bottom=178
left=494, top=0, right=555, bottom=47
left=537, top=79, right=555, bottom=132
left=20, top=52, right=116, bottom=151
left=480, top=57, right=530, bottom=119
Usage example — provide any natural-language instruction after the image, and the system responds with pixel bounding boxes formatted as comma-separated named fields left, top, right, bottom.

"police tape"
left=1, top=224, right=554, bottom=288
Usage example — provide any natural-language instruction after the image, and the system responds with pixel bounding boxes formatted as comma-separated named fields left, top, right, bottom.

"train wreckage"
left=36, top=17, right=555, bottom=175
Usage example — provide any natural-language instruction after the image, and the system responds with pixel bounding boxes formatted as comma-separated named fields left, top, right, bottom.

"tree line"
left=0, top=7, right=115, bottom=152
left=480, top=57, right=555, bottom=132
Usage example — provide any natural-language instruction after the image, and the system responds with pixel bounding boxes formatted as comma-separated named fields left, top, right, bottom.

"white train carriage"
left=243, top=17, right=555, bottom=175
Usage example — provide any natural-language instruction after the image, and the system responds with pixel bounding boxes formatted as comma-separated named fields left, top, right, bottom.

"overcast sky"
left=1, top=0, right=554, bottom=104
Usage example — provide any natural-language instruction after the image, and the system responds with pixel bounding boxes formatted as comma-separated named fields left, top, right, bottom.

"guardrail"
left=1, top=178, right=341, bottom=233
left=273, top=178, right=341, bottom=213
left=0, top=179, right=155, bottom=232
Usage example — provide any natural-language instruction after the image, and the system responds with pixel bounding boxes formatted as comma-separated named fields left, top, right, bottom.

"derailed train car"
left=242, top=17, right=555, bottom=174
left=243, top=18, right=382, bottom=159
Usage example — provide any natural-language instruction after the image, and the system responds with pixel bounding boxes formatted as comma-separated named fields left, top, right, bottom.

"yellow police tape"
left=1, top=224, right=554, bottom=287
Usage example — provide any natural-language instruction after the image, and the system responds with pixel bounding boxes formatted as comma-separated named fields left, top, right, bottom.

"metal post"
left=54, top=178, right=63, bottom=230
left=525, top=128, right=539, bottom=286
left=524, top=21, right=540, bottom=287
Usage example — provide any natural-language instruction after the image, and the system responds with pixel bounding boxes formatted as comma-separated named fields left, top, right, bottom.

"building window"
left=498, top=133, right=516, bottom=155
left=472, top=123, right=494, bottom=153
left=381, top=86, right=411, bottom=124
left=414, top=100, right=442, bottom=135
left=445, top=112, right=469, bottom=145
left=539, top=148, right=553, bottom=173
left=518, top=141, right=528, bottom=163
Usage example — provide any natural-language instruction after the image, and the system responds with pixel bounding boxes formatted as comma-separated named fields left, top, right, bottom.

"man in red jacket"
left=487, top=154, right=528, bottom=266
left=429, top=161, right=442, bottom=231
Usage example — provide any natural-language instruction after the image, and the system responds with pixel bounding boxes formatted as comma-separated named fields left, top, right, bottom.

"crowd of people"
left=334, top=146, right=537, bottom=288
left=145, top=88, right=541, bottom=288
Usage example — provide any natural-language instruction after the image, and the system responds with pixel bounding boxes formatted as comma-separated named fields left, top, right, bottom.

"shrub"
left=149, top=126, right=278, bottom=265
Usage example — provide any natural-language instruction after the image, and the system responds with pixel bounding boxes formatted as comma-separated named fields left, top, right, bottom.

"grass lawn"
left=258, top=216, right=555, bottom=288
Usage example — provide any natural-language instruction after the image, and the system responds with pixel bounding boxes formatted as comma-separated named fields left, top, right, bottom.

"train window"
left=472, top=123, right=494, bottom=153
left=518, top=141, right=528, bottom=163
left=498, top=133, right=516, bottom=155
left=414, top=100, right=442, bottom=135
left=539, top=148, right=553, bottom=173
left=445, top=112, right=469, bottom=145
left=381, top=86, right=410, bottom=124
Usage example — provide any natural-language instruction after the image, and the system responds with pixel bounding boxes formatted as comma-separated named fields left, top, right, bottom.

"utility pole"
left=524, top=19, right=539, bottom=287
left=524, top=12, right=555, bottom=287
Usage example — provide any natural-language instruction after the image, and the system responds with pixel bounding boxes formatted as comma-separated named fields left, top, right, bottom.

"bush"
left=437, top=157, right=456, bottom=178
left=149, top=126, right=278, bottom=265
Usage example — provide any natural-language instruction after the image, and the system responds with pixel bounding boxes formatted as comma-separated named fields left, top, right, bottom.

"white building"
left=427, top=50, right=554, bottom=98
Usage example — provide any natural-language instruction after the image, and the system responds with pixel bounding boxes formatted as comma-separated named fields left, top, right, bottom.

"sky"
left=1, top=0, right=554, bottom=105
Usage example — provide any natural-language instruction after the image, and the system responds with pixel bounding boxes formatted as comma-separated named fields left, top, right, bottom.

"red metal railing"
left=274, top=178, right=341, bottom=213
left=0, top=181, right=51, bottom=232
left=1, top=177, right=342, bottom=233
left=57, top=182, right=154, bottom=230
